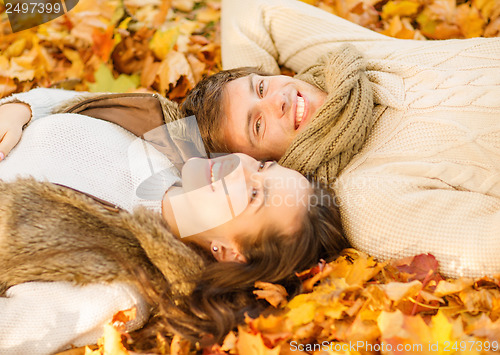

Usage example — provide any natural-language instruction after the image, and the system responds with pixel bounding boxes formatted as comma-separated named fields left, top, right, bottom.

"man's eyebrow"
left=248, top=73, right=255, bottom=94
left=246, top=74, right=255, bottom=148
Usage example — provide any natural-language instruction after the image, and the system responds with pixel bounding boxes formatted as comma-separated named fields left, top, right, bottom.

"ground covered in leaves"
left=1, top=0, right=500, bottom=353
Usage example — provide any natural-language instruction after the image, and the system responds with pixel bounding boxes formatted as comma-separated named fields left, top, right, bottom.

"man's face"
left=222, top=74, right=327, bottom=160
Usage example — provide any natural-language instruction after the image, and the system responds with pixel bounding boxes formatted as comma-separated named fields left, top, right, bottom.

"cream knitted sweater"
left=222, top=0, right=500, bottom=278
left=0, top=88, right=180, bottom=213
left=0, top=88, right=180, bottom=354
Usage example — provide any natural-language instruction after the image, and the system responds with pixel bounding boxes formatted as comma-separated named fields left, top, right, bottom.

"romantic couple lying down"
left=0, top=0, right=499, bottom=353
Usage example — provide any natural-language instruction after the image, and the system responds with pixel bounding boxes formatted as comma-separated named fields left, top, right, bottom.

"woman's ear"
left=210, top=240, right=247, bottom=263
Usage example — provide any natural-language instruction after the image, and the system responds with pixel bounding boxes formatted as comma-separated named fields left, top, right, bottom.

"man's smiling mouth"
left=295, top=94, right=305, bottom=130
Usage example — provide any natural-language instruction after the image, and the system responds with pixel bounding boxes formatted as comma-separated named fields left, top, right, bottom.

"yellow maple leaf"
left=150, top=27, right=180, bottom=61
left=87, top=64, right=139, bottom=93
left=343, top=254, right=382, bottom=286
left=382, top=0, right=421, bottom=19
left=430, top=311, right=454, bottom=355
left=286, top=294, right=317, bottom=326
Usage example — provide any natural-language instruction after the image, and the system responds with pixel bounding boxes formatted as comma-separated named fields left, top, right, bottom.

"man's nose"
left=261, top=91, right=286, bottom=119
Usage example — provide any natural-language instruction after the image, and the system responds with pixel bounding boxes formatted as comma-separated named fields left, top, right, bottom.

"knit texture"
left=222, top=0, right=500, bottom=278
left=279, top=44, right=374, bottom=185
left=0, top=281, right=149, bottom=355
left=0, top=89, right=180, bottom=213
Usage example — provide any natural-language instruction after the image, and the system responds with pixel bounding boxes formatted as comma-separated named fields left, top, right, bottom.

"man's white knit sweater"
left=0, top=88, right=180, bottom=354
left=222, top=0, right=500, bottom=278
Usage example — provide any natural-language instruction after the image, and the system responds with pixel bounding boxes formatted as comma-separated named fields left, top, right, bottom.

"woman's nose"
left=219, top=159, right=255, bottom=215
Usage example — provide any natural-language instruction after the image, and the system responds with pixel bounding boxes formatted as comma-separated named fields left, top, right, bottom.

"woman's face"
left=162, top=153, right=312, bottom=260
left=222, top=74, right=326, bottom=160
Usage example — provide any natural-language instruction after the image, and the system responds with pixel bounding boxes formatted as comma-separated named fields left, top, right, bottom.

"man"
left=181, top=0, right=500, bottom=279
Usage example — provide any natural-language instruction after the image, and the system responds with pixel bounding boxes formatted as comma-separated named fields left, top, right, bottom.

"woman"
left=0, top=91, right=348, bottom=354
left=181, top=0, right=500, bottom=279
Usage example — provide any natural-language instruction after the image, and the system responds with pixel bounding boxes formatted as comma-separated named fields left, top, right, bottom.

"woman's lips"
left=211, top=161, right=222, bottom=184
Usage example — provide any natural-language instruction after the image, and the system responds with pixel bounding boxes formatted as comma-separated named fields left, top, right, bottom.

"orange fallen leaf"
left=236, top=326, right=281, bottom=355
left=253, top=281, right=288, bottom=308
left=170, top=334, right=191, bottom=355
left=456, top=3, right=485, bottom=37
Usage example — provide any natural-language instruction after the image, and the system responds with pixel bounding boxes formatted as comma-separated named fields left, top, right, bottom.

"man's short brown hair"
left=181, top=67, right=272, bottom=155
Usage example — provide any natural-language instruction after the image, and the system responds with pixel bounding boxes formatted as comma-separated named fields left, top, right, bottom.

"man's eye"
left=255, top=118, right=261, bottom=134
left=258, top=81, right=264, bottom=97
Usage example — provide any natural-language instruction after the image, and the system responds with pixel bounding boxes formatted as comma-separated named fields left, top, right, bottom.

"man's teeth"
left=296, top=95, right=305, bottom=127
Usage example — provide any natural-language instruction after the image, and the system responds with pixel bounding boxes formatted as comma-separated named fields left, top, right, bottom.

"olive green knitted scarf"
left=278, top=44, right=374, bottom=186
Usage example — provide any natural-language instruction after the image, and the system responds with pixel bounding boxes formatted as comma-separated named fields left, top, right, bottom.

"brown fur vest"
left=0, top=178, right=204, bottom=298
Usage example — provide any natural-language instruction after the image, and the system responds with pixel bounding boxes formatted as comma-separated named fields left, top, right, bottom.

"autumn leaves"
left=0, top=0, right=221, bottom=100
left=221, top=250, right=500, bottom=355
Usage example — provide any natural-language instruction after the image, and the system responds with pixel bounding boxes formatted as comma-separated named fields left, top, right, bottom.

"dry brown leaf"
left=434, top=278, right=474, bottom=296
left=419, top=289, right=445, bottom=304
left=186, top=53, right=206, bottom=83
left=220, top=331, right=238, bottom=352
left=253, top=281, right=289, bottom=308
left=153, top=0, right=172, bottom=27
left=158, top=51, right=194, bottom=94
left=140, top=53, right=161, bottom=88
left=380, top=279, right=423, bottom=302
left=459, top=288, right=498, bottom=313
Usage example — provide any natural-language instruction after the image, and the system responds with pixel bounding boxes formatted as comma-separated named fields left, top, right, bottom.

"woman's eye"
left=258, top=81, right=264, bottom=97
left=258, top=161, right=265, bottom=171
left=250, top=188, right=258, bottom=202
left=255, top=118, right=261, bottom=134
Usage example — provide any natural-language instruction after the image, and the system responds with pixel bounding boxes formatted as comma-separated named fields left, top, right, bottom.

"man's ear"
left=210, top=240, right=247, bottom=263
